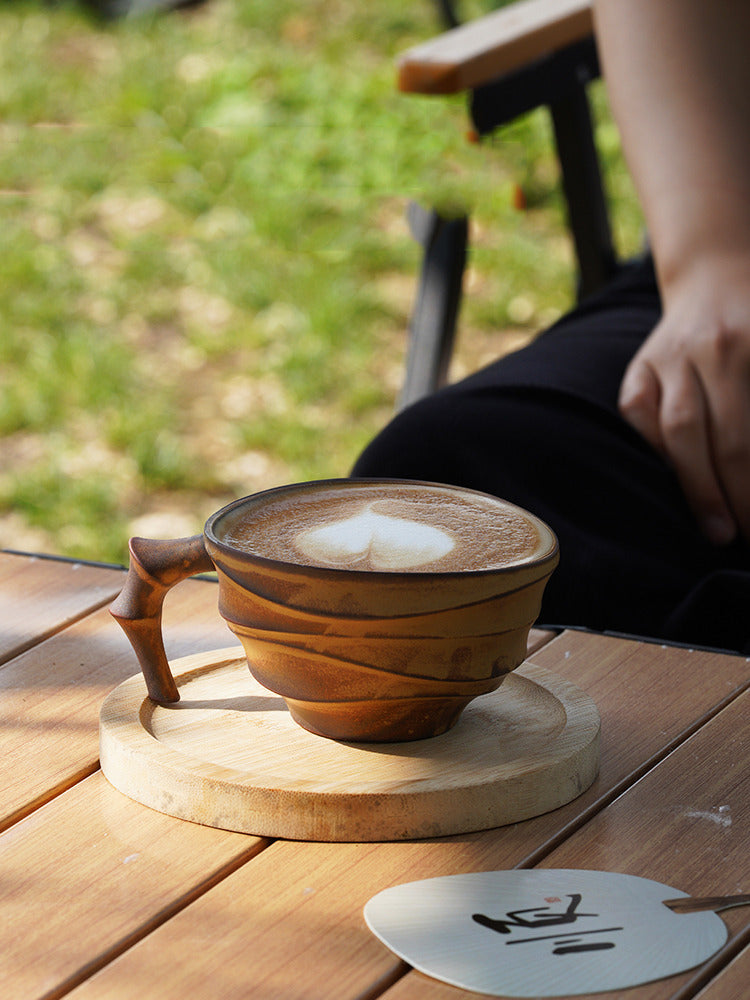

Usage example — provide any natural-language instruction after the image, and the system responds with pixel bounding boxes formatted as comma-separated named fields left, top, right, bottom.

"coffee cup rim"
left=203, top=478, right=559, bottom=578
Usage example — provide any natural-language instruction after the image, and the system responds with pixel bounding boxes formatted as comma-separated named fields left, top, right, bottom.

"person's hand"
left=618, top=257, right=750, bottom=546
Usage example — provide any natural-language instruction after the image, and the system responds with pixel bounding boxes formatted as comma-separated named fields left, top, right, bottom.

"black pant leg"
left=352, top=257, right=750, bottom=649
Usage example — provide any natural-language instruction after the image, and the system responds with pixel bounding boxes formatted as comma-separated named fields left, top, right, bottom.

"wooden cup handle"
left=110, top=535, right=215, bottom=704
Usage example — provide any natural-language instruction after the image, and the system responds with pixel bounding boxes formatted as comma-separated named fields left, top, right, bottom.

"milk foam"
left=294, top=505, right=455, bottom=570
left=216, top=483, right=546, bottom=572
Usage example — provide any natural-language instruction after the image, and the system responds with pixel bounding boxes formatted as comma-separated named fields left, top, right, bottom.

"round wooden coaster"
left=99, top=648, right=600, bottom=842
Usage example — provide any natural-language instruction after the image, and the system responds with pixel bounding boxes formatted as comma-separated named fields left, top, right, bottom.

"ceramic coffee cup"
left=110, top=478, right=558, bottom=742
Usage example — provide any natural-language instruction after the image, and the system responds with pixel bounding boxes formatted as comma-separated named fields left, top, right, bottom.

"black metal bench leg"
left=549, top=81, right=618, bottom=301
left=399, top=203, right=469, bottom=411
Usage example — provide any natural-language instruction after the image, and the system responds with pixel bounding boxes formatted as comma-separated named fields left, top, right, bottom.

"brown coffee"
left=214, top=481, right=545, bottom=573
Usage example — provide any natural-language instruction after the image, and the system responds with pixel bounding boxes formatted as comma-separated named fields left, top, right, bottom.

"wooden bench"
left=395, top=0, right=620, bottom=409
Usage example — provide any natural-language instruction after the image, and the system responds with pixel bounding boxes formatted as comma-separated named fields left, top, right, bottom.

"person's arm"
left=593, top=0, right=750, bottom=545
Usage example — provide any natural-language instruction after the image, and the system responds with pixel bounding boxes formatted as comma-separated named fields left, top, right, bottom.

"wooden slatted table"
left=1, top=548, right=748, bottom=1000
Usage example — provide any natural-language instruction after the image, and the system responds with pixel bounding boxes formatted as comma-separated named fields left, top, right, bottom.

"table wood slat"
left=383, top=686, right=750, bottom=1000
left=543, top=687, right=749, bottom=888
left=0, top=773, right=266, bottom=1000
left=57, top=634, right=749, bottom=1000
left=0, top=551, right=125, bottom=664
left=691, top=942, right=750, bottom=999
left=0, top=576, right=234, bottom=831
left=526, top=627, right=556, bottom=654
left=4, top=552, right=747, bottom=1000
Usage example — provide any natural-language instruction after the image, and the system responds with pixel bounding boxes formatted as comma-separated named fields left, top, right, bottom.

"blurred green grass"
left=0, top=0, right=642, bottom=564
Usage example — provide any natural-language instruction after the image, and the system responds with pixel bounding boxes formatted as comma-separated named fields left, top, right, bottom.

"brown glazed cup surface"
left=215, top=571, right=545, bottom=638
left=228, top=619, right=528, bottom=682
left=111, top=478, right=558, bottom=742
left=235, top=636, right=508, bottom=703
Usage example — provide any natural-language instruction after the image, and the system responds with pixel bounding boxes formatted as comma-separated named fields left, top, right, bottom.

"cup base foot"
left=285, top=694, right=475, bottom=743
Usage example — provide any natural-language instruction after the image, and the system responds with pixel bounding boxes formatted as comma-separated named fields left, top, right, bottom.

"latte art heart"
left=216, top=481, right=549, bottom=574
left=294, top=506, right=455, bottom=570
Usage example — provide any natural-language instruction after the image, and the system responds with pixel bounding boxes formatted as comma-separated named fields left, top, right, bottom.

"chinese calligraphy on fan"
left=473, top=893, right=623, bottom=956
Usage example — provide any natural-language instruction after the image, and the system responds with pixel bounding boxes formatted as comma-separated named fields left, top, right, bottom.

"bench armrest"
left=398, top=0, right=593, bottom=95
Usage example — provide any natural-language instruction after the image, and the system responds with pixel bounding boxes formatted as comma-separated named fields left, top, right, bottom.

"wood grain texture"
left=0, top=573, right=232, bottom=832
left=397, top=0, right=593, bottom=94
left=0, top=551, right=124, bottom=664
left=692, top=942, right=750, bottom=999
left=99, top=649, right=600, bottom=841
left=60, top=633, right=750, bottom=1000
left=0, top=558, right=552, bottom=836
left=527, top=626, right=556, bottom=653
left=382, top=686, right=750, bottom=1000
left=0, top=773, right=264, bottom=999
